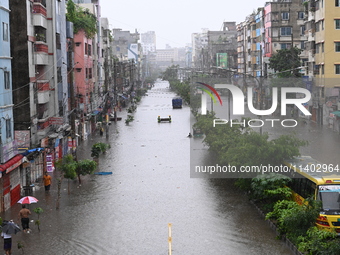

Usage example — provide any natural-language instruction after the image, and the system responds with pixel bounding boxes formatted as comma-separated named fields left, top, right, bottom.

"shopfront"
left=0, top=154, right=23, bottom=211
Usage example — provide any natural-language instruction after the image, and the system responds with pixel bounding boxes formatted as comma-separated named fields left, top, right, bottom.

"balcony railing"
left=34, top=43, right=48, bottom=53
left=37, top=81, right=50, bottom=91
left=33, top=4, right=47, bottom=17
left=33, top=0, right=46, bottom=7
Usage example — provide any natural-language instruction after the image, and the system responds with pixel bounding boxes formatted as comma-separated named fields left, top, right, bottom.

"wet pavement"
left=0, top=81, right=307, bottom=255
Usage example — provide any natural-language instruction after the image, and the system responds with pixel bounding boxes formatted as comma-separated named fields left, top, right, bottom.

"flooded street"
left=1, top=81, right=291, bottom=254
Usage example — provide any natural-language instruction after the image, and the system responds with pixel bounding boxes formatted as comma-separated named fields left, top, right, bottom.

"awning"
left=92, top=110, right=100, bottom=116
left=21, top=148, right=44, bottom=156
left=0, top=154, right=24, bottom=173
left=331, top=111, right=340, bottom=117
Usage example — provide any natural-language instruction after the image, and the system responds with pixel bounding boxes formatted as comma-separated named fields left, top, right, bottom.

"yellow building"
left=306, top=0, right=340, bottom=126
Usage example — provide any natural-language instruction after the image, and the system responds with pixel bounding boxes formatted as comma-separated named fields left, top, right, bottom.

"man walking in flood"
left=43, top=171, right=52, bottom=192
left=18, top=205, right=31, bottom=233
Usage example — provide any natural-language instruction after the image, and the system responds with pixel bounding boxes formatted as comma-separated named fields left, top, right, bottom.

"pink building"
left=74, top=30, right=94, bottom=115
left=263, top=4, right=273, bottom=58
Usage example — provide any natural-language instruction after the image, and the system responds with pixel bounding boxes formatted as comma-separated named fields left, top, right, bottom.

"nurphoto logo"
left=198, top=83, right=312, bottom=128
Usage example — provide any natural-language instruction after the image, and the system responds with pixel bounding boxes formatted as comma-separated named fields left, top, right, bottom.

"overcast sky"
left=100, top=0, right=266, bottom=49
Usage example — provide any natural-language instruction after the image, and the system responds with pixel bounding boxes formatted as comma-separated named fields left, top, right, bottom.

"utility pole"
left=113, top=58, right=117, bottom=122
left=67, top=39, right=77, bottom=159
left=103, top=49, right=109, bottom=138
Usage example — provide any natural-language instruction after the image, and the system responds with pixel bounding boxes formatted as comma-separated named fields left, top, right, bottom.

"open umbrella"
left=17, top=196, right=38, bottom=204
left=1, top=221, right=21, bottom=235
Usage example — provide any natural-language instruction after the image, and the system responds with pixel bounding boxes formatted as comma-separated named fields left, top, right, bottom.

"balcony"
left=37, top=117, right=50, bottom=137
left=37, top=80, right=50, bottom=91
left=34, top=42, right=48, bottom=52
left=33, top=2, right=47, bottom=17
left=37, top=90, right=50, bottom=104
left=34, top=42, right=48, bottom=65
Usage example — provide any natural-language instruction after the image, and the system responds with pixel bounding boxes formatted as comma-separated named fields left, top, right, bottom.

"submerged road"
left=2, top=81, right=292, bottom=254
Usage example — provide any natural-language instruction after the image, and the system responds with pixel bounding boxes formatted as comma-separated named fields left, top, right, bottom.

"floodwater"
left=1, top=81, right=292, bottom=254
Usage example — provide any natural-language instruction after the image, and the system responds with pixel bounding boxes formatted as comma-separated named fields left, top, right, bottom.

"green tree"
left=193, top=114, right=307, bottom=169
left=66, top=0, right=97, bottom=38
left=268, top=47, right=303, bottom=77
left=34, top=207, right=44, bottom=232
left=298, top=227, right=340, bottom=255
left=251, top=173, right=292, bottom=212
left=161, top=65, right=179, bottom=83
left=76, top=159, right=97, bottom=184
left=91, top=142, right=110, bottom=158
left=54, top=154, right=77, bottom=207
left=17, top=241, right=24, bottom=254
left=266, top=198, right=321, bottom=242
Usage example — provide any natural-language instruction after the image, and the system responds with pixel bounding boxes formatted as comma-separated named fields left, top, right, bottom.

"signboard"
left=128, top=43, right=138, bottom=61
left=46, top=154, right=54, bottom=172
left=216, top=53, right=228, bottom=69
left=15, top=131, right=30, bottom=151
left=1, top=140, right=18, bottom=162
left=6, top=160, right=22, bottom=174
left=50, top=117, right=64, bottom=126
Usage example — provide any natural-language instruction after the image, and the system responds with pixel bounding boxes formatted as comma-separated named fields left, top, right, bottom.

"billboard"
left=128, top=44, right=138, bottom=61
left=216, top=53, right=228, bottom=69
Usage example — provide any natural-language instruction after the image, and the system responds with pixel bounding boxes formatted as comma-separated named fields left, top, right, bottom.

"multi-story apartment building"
left=207, top=22, right=238, bottom=71
left=304, top=0, right=340, bottom=128
left=110, top=28, right=142, bottom=94
left=6, top=0, right=77, bottom=212
left=111, top=28, right=140, bottom=61
left=0, top=0, right=22, bottom=212
left=0, top=0, right=15, bottom=162
left=154, top=47, right=186, bottom=71
left=141, top=31, right=156, bottom=55
left=237, top=13, right=261, bottom=80
left=263, top=0, right=307, bottom=76
left=10, top=0, right=69, bottom=146
left=191, top=28, right=209, bottom=69
left=73, top=0, right=103, bottom=138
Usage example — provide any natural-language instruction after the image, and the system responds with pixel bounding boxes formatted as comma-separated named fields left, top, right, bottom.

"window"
left=336, top=0, right=340, bottom=7
left=282, top=12, right=289, bottom=20
left=281, top=27, right=292, bottom=36
left=335, top=42, right=340, bottom=52
left=316, top=44, right=319, bottom=53
left=298, top=12, right=304, bottom=19
left=301, top=41, right=305, bottom=50
left=321, top=65, right=324, bottom=75
left=56, top=33, right=61, bottom=49
left=265, top=42, right=270, bottom=53
left=300, top=25, right=306, bottom=35
left=89, top=68, right=92, bottom=79
left=4, top=71, right=10, bottom=89
left=335, top=19, right=340, bottom=29
left=281, top=43, right=291, bottom=49
left=88, top=44, right=91, bottom=56
left=6, top=119, right=11, bottom=138
left=272, top=12, right=279, bottom=21
left=315, top=22, right=320, bottom=32
left=57, top=68, right=62, bottom=83
left=2, top=22, right=8, bottom=41
left=335, top=64, right=340, bottom=74
left=321, top=42, right=324, bottom=53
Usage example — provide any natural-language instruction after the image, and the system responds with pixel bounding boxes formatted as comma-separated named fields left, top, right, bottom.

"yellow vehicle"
left=284, top=156, right=340, bottom=234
